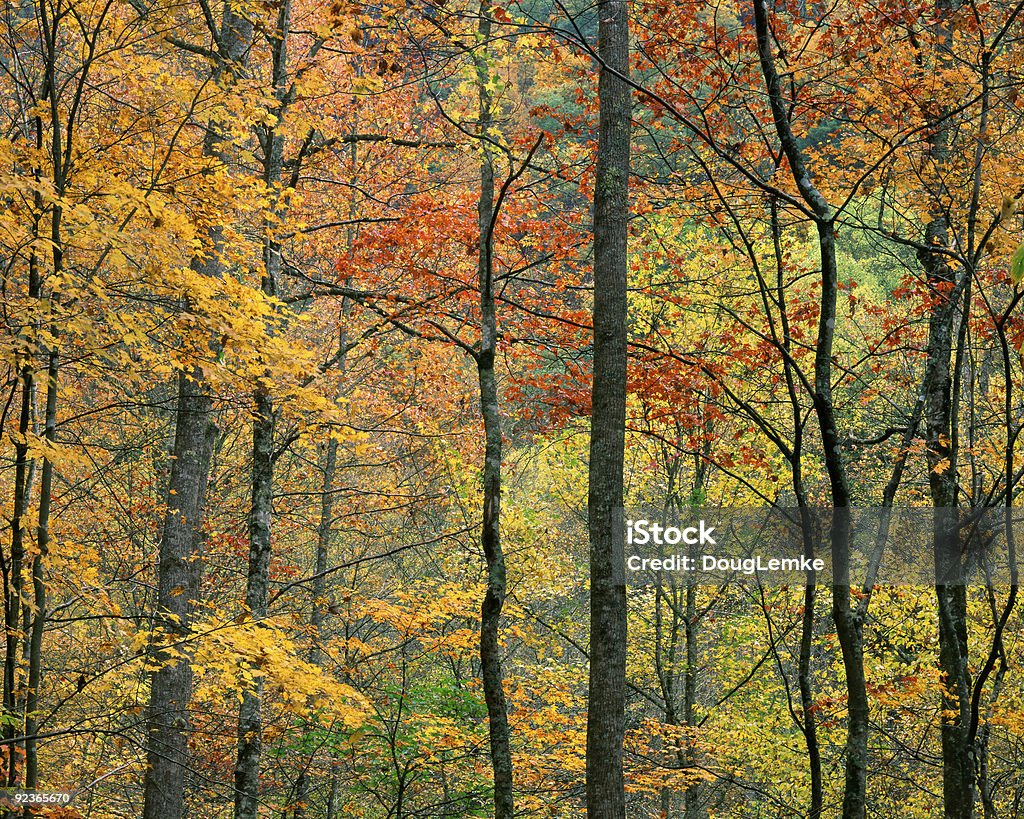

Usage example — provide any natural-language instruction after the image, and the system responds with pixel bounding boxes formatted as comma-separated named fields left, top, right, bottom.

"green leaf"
left=1011, top=242, right=1024, bottom=286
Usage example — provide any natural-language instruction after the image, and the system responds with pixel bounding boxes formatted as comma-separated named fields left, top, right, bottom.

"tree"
left=586, top=0, right=630, bottom=814
left=143, top=4, right=254, bottom=817
left=472, top=4, right=515, bottom=814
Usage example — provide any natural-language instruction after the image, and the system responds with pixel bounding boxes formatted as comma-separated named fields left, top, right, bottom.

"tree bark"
left=4, top=42, right=48, bottom=799
left=142, top=370, right=217, bottom=819
left=921, top=240, right=973, bottom=818
left=24, top=269, right=60, bottom=797
left=473, top=5, right=514, bottom=814
left=23, top=36, right=67, bottom=784
left=586, top=0, right=630, bottom=815
left=143, top=8, right=254, bottom=819
left=293, top=433, right=338, bottom=819
left=752, top=2, right=865, bottom=815
left=234, top=2, right=289, bottom=814
left=4, top=255, right=35, bottom=798
left=233, top=377, right=274, bottom=819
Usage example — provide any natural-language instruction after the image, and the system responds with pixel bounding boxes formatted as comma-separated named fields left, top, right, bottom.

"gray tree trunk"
left=473, top=5, right=514, bottom=814
left=233, top=0, right=289, bottom=812
left=143, top=8, right=254, bottom=819
left=24, top=311, right=59, bottom=794
left=233, top=378, right=274, bottom=819
left=142, top=370, right=217, bottom=819
left=24, top=28, right=67, bottom=784
left=921, top=190, right=974, bottom=819
left=586, top=0, right=630, bottom=815
left=920, top=1, right=973, bottom=814
left=293, top=432, right=338, bottom=819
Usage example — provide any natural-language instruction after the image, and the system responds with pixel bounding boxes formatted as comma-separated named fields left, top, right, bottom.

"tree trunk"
left=752, top=2, right=865, bottom=815
left=3, top=83, right=48, bottom=799
left=24, top=328, right=59, bottom=795
left=233, top=380, right=274, bottom=819
left=921, top=206, right=974, bottom=819
left=473, top=5, right=514, bottom=814
left=796, top=517, right=823, bottom=819
left=142, top=370, right=217, bottom=819
left=23, top=62, right=67, bottom=787
left=4, top=289, right=34, bottom=797
left=293, top=432, right=339, bottom=819
left=586, top=0, right=630, bottom=815
left=234, top=210, right=282, bottom=819
left=916, top=1, right=973, bottom=814
left=143, top=10, right=254, bottom=818
left=234, top=0, right=289, bottom=810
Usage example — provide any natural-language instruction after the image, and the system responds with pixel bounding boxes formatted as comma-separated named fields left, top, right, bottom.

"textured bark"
left=143, top=9, right=254, bottom=819
left=752, top=2, right=865, bottom=815
left=586, top=0, right=630, bottom=814
left=917, top=1, right=973, bottom=813
left=293, top=434, right=338, bottom=819
left=4, top=293, right=33, bottom=796
left=4, top=48, right=46, bottom=796
left=796, top=519, right=823, bottom=819
left=921, top=188, right=974, bottom=819
left=24, top=75, right=66, bottom=786
left=142, top=371, right=217, bottom=819
left=233, top=383, right=274, bottom=819
left=772, top=197, right=823, bottom=819
left=24, top=340, right=58, bottom=793
left=921, top=230, right=973, bottom=819
left=474, top=5, right=514, bottom=813
left=311, top=436, right=337, bottom=659
left=233, top=2, right=289, bottom=813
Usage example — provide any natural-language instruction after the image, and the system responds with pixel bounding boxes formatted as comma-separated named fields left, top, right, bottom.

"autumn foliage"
left=0, top=0, right=1022, bottom=817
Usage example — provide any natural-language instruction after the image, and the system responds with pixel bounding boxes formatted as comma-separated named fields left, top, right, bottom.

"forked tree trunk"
left=752, top=2, right=866, bottom=815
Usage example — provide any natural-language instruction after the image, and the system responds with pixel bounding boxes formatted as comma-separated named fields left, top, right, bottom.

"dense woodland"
left=1, top=0, right=1023, bottom=816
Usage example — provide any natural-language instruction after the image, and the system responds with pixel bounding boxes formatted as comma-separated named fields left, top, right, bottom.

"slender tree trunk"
left=234, top=378, right=274, bottom=819
left=473, top=5, right=514, bottom=813
left=922, top=238, right=973, bottom=818
left=23, top=346, right=56, bottom=793
left=293, top=129, right=358, bottom=818
left=683, top=457, right=707, bottom=819
left=3, top=93, right=47, bottom=800
left=586, top=0, right=630, bottom=814
left=796, top=513, right=823, bottom=819
left=476, top=226, right=514, bottom=819
left=24, top=201, right=62, bottom=794
left=682, top=579, right=704, bottom=819
left=23, top=28, right=69, bottom=777
left=293, top=433, right=339, bottom=819
left=916, top=2, right=973, bottom=814
left=922, top=211, right=974, bottom=819
left=294, top=124, right=359, bottom=817
left=752, top=2, right=865, bottom=815
left=772, top=194, right=824, bottom=819
left=234, top=0, right=289, bottom=809
left=4, top=305, right=33, bottom=798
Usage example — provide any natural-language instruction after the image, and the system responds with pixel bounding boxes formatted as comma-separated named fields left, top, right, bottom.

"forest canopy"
left=0, top=0, right=1023, bottom=816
